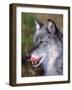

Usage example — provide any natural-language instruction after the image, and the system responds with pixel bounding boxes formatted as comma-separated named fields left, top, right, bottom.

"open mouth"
left=29, top=55, right=42, bottom=65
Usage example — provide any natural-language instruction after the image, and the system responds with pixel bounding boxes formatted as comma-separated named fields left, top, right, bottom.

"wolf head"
left=26, top=18, right=63, bottom=68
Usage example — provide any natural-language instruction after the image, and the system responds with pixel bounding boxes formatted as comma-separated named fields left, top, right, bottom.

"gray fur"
left=30, top=19, right=63, bottom=76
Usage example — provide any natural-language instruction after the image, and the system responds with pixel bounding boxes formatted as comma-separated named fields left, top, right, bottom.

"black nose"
left=25, top=54, right=31, bottom=59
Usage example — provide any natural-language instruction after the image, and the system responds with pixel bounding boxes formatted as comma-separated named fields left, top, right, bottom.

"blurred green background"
left=21, top=13, right=35, bottom=55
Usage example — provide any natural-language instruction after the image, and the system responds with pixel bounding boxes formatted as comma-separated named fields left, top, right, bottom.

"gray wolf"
left=25, top=19, right=63, bottom=76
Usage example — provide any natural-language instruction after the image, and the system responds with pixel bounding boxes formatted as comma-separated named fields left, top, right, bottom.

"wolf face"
left=26, top=19, right=63, bottom=76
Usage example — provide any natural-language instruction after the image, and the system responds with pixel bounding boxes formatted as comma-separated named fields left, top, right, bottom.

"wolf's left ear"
left=47, top=19, right=56, bottom=34
left=34, top=18, right=43, bottom=30
left=47, top=19, right=63, bottom=42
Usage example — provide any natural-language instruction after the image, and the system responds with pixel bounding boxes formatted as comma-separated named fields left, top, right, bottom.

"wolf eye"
left=34, top=36, right=40, bottom=45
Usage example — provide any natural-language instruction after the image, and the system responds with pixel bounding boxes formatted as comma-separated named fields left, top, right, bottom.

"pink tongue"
left=30, top=56, right=39, bottom=61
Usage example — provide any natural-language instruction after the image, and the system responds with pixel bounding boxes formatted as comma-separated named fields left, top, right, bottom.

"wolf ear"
left=47, top=19, right=56, bottom=34
left=34, top=19, right=43, bottom=30
left=47, top=19, right=63, bottom=42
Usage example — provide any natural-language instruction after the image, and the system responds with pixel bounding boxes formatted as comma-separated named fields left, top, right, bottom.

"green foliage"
left=21, top=13, right=35, bottom=55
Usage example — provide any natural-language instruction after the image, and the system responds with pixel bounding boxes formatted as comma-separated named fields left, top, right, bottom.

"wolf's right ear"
left=34, top=19, right=43, bottom=30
